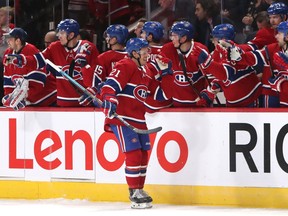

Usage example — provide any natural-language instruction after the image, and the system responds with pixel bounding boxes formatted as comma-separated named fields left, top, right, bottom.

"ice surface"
left=1, top=198, right=288, bottom=216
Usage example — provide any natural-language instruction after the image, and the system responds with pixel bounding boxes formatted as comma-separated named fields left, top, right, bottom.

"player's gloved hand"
left=196, top=89, right=215, bottom=107
left=2, top=94, right=26, bottom=110
left=215, top=43, right=229, bottom=60
left=192, top=46, right=212, bottom=68
left=155, top=55, right=173, bottom=76
left=228, top=46, right=242, bottom=61
left=210, top=81, right=221, bottom=93
left=78, top=86, right=98, bottom=107
left=2, top=75, right=29, bottom=110
left=3, top=54, right=27, bottom=67
left=102, top=94, right=118, bottom=119
left=273, top=51, right=288, bottom=70
left=218, top=40, right=243, bottom=62
left=268, top=71, right=288, bottom=92
left=11, top=99, right=26, bottom=110
left=96, top=82, right=105, bottom=92
left=75, top=43, right=91, bottom=67
left=2, top=94, right=11, bottom=107
left=75, top=53, right=88, bottom=68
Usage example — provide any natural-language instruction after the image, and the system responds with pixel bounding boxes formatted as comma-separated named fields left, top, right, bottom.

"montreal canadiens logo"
left=174, top=71, right=192, bottom=87
left=133, top=85, right=148, bottom=102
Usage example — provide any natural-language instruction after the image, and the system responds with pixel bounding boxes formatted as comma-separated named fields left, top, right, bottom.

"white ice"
left=1, top=198, right=288, bottom=216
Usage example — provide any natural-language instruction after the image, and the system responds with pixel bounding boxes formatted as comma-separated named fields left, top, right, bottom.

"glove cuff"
left=103, top=94, right=119, bottom=105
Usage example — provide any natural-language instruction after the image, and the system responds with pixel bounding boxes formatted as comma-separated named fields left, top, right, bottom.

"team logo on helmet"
left=133, top=85, right=148, bottom=102
left=105, top=24, right=129, bottom=45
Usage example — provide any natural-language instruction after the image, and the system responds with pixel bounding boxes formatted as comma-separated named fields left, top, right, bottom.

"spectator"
left=245, top=10, right=271, bottom=41
left=241, top=0, right=270, bottom=39
left=2, top=28, right=56, bottom=110
left=240, top=2, right=288, bottom=51
left=221, top=0, right=248, bottom=33
left=194, top=0, right=234, bottom=52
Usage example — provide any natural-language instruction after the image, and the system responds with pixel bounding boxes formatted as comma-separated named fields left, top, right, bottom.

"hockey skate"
left=129, top=188, right=153, bottom=209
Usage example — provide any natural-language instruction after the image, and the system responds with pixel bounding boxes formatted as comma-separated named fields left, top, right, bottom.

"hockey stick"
left=45, top=59, right=162, bottom=135
left=177, top=51, right=201, bottom=98
left=198, top=67, right=222, bottom=106
left=264, top=45, right=274, bottom=78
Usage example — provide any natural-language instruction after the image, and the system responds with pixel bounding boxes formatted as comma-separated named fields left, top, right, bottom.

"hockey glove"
left=78, top=86, right=98, bottom=107
left=2, top=75, right=29, bottom=110
left=196, top=89, right=215, bottom=107
left=269, top=71, right=288, bottom=92
left=2, top=94, right=26, bottom=110
left=75, top=43, right=91, bottom=67
left=215, top=43, right=229, bottom=60
left=192, top=46, right=212, bottom=68
left=155, top=55, right=173, bottom=76
left=102, top=94, right=118, bottom=119
left=273, top=51, right=288, bottom=70
left=210, top=81, right=221, bottom=93
left=228, top=46, right=242, bottom=61
left=75, top=53, right=88, bottom=68
left=4, top=54, right=27, bottom=68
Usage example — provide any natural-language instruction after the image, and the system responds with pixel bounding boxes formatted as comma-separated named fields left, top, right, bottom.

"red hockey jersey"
left=93, top=49, right=127, bottom=87
left=100, top=58, right=173, bottom=132
left=160, top=41, right=208, bottom=107
left=3, top=43, right=56, bottom=106
left=29, top=40, right=99, bottom=107
left=144, top=44, right=173, bottom=112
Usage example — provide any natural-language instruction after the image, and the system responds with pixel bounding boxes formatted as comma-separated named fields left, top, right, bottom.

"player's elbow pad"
left=34, top=52, right=46, bottom=69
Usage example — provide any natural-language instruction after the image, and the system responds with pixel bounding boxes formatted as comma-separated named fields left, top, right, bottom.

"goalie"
left=2, top=28, right=56, bottom=110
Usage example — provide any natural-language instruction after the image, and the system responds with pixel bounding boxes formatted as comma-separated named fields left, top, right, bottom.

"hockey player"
left=140, top=21, right=173, bottom=112
left=100, top=37, right=173, bottom=209
left=2, top=28, right=56, bottom=110
left=267, top=22, right=288, bottom=107
left=193, top=24, right=262, bottom=107
left=4, top=19, right=99, bottom=107
left=226, top=21, right=288, bottom=107
left=160, top=20, right=208, bottom=107
left=79, top=24, right=129, bottom=106
left=225, top=2, right=288, bottom=52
